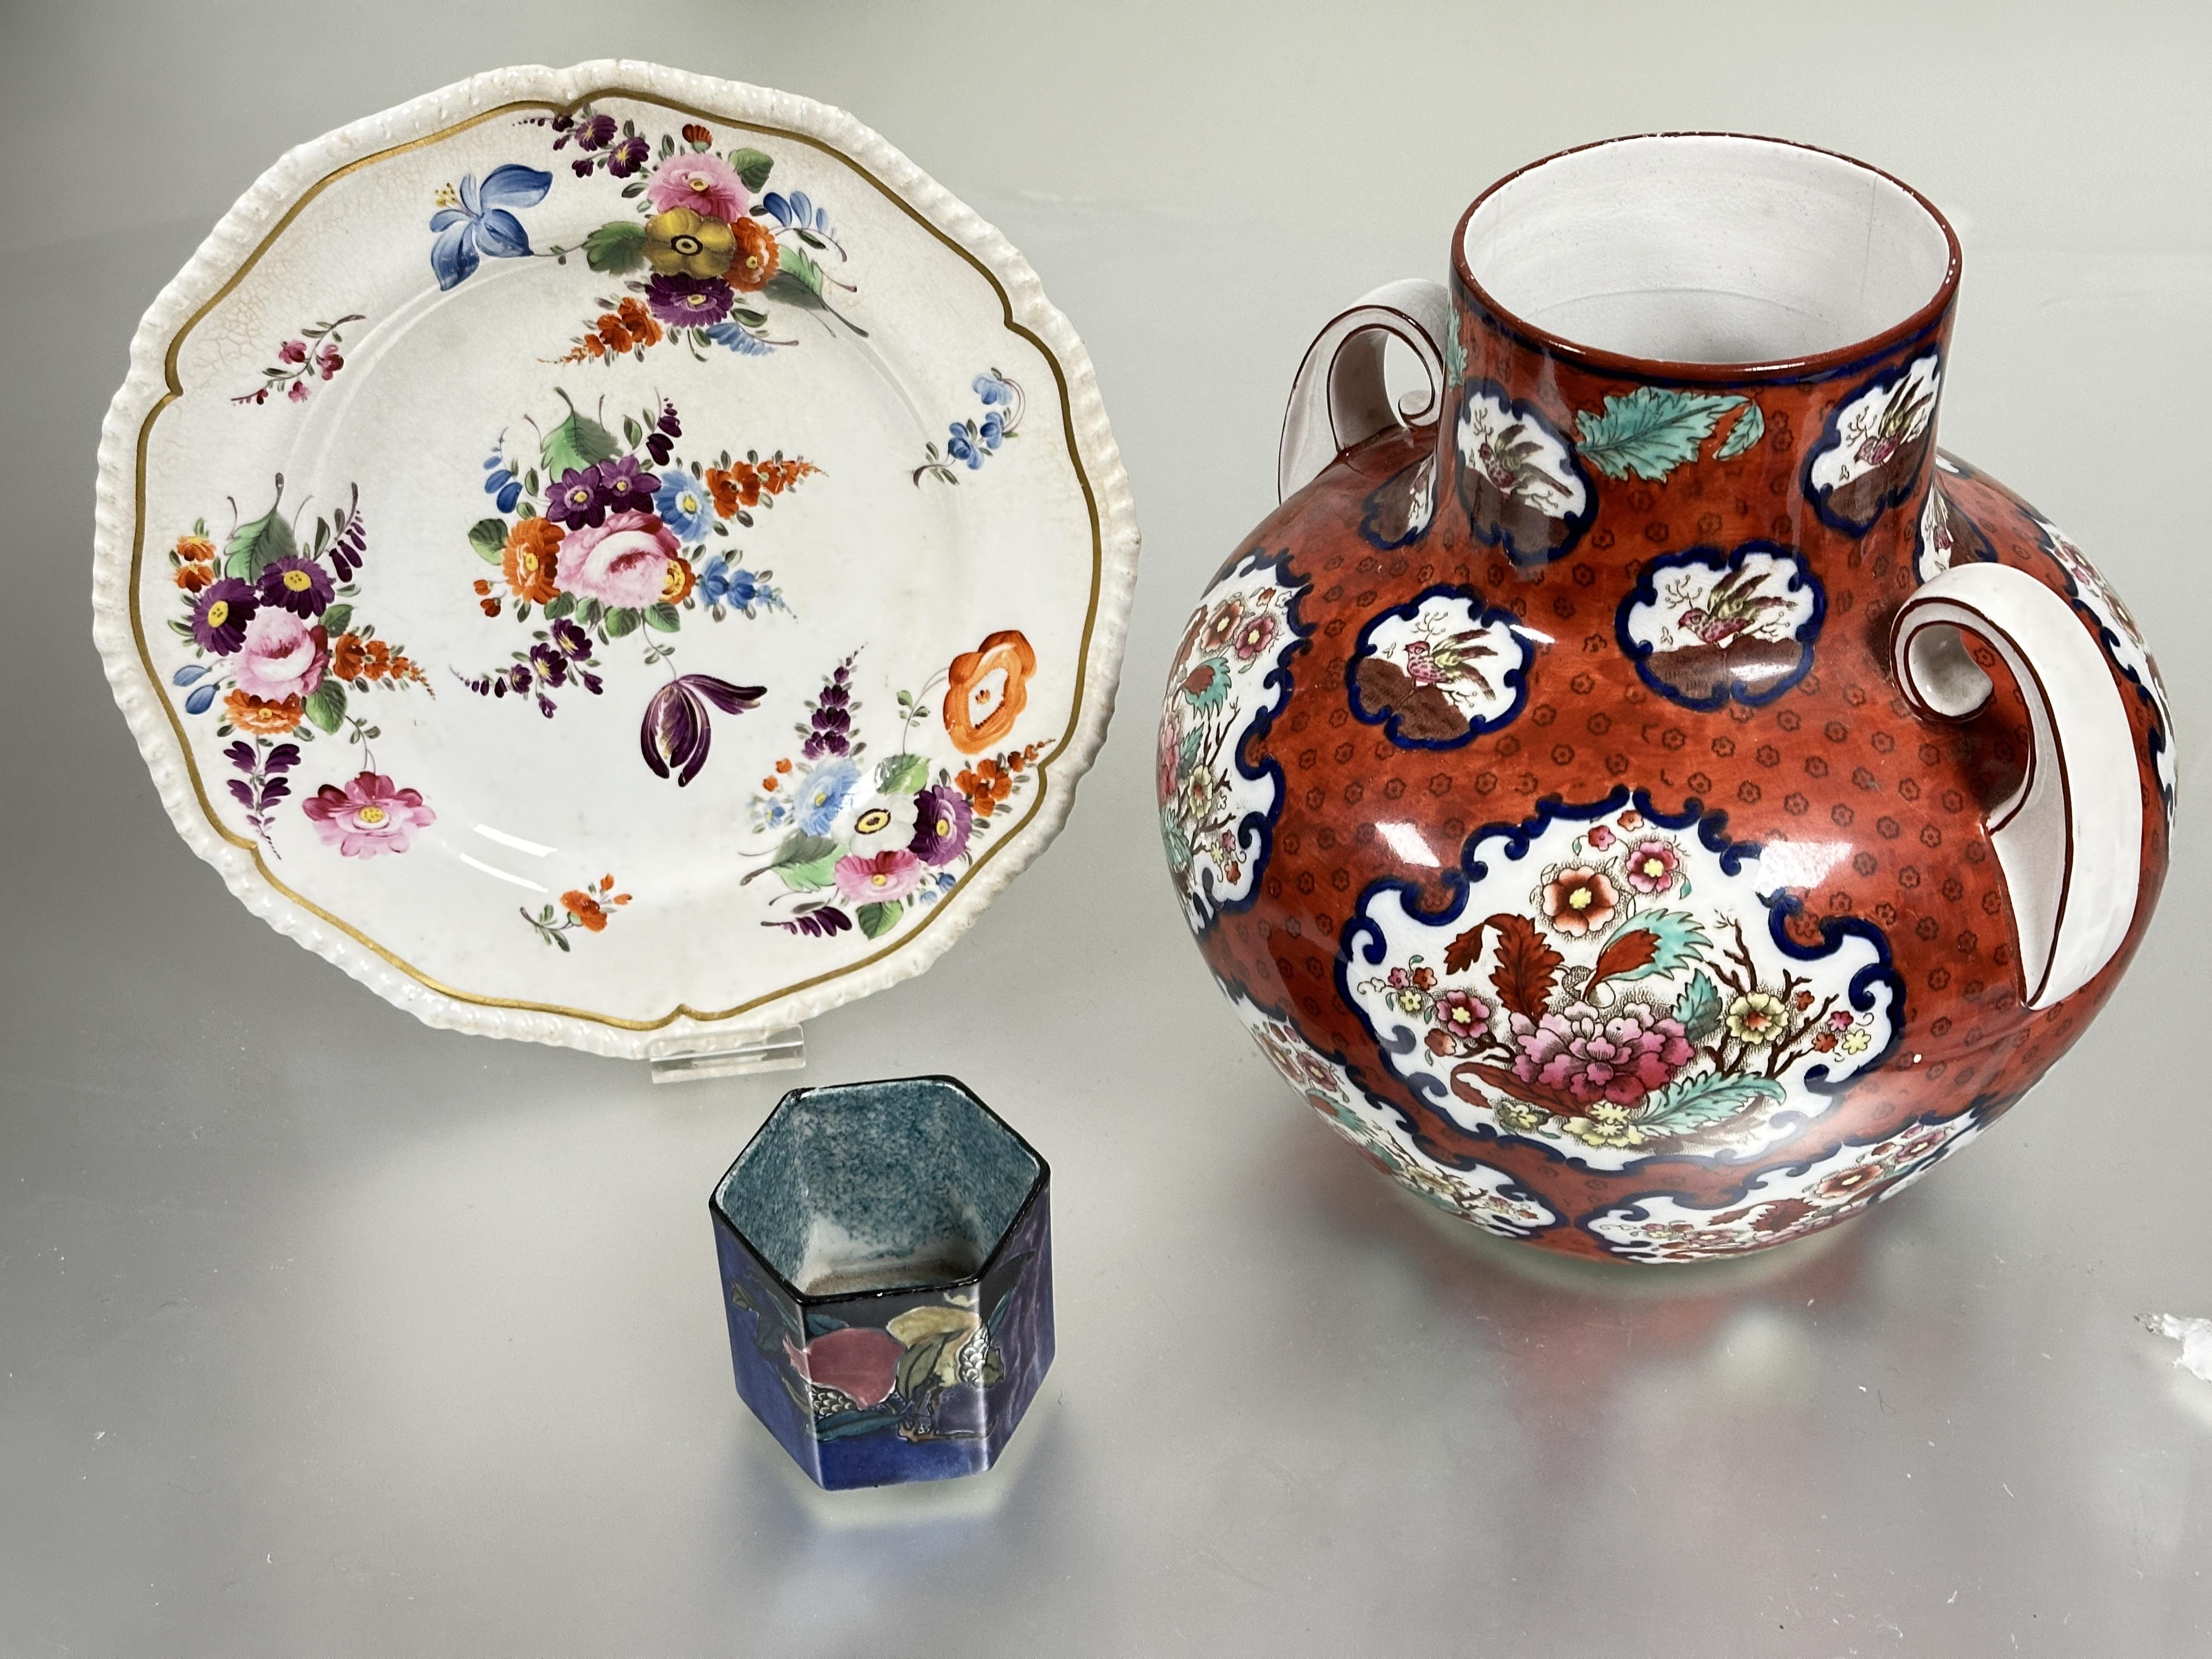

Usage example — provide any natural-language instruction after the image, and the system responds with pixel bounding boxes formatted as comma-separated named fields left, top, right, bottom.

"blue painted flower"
left=793, top=757, right=861, bottom=835
left=483, top=445, right=522, bottom=514
left=430, top=165, right=552, bottom=291
left=654, top=474, right=713, bottom=543
left=945, top=416, right=1003, bottom=470
left=697, top=556, right=784, bottom=616
left=973, top=372, right=1016, bottom=407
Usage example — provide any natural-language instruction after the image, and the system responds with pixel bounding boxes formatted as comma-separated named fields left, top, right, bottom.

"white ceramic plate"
left=93, top=62, right=1138, bottom=1057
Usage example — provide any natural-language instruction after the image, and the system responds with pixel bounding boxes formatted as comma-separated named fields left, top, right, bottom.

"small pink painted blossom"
left=557, top=510, right=679, bottom=608
left=276, top=338, right=307, bottom=364
left=229, top=608, right=326, bottom=701
left=1622, top=837, right=1680, bottom=894
left=287, top=379, right=309, bottom=402
left=1431, top=989, right=1492, bottom=1041
left=301, top=771, right=436, bottom=857
left=834, top=848, right=922, bottom=903
left=645, top=150, right=748, bottom=223
left=1586, top=824, right=1615, bottom=850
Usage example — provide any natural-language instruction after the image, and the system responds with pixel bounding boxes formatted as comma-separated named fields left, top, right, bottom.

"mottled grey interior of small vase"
left=1463, top=134, right=1955, bottom=364
left=716, top=1079, right=1040, bottom=1297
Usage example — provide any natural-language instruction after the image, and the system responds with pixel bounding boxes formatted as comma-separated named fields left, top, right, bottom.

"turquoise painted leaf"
left=1574, top=388, right=1745, bottom=482
left=1714, top=401, right=1765, bottom=461
left=1632, top=1071, right=1785, bottom=1135
left=1672, top=971, right=1723, bottom=1044
left=1602, top=907, right=1709, bottom=980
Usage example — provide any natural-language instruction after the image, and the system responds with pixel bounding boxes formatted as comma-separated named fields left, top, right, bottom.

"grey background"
left=4, top=3, right=2208, bottom=1654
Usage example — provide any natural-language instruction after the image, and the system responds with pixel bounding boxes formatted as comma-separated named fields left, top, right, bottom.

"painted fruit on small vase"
left=1161, top=134, right=2173, bottom=1263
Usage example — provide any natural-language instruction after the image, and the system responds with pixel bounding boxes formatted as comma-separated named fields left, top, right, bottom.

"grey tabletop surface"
left=5, top=3, right=2209, bottom=1654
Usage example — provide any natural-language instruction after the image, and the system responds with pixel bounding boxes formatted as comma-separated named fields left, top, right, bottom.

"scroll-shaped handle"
left=1277, top=278, right=1453, bottom=503
left=1891, top=561, right=2143, bottom=1008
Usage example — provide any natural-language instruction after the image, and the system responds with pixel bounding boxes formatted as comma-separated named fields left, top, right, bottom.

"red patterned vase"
left=1159, top=135, right=2173, bottom=1262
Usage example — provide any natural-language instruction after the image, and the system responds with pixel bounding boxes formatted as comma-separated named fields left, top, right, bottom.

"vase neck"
left=1436, top=133, right=1961, bottom=578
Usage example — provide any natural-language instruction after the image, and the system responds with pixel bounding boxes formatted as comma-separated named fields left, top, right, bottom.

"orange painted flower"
left=729, top=216, right=780, bottom=292
left=661, top=556, right=696, bottom=605
left=943, top=630, right=1037, bottom=754
left=757, top=457, right=819, bottom=494
left=561, top=890, right=610, bottom=932
left=706, top=462, right=760, bottom=517
left=224, top=689, right=303, bottom=734
left=956, top=756, right=1015, bottom=818
left=502, top=517, right=564, bottom=602
left=330, top=633, right=366, bottom=680
left=681, top=122, right=713, bottom=146
left=616, top=296, right=663, bottom=348
left=594, top=312, right=635, bottom=354
left=174, top=533, right=216, bottom=565
left=174, top=564, right=212, bottom=592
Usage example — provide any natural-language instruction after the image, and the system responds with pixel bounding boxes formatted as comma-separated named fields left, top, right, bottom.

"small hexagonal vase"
left=710, top=1076, right=1054, bottom=1489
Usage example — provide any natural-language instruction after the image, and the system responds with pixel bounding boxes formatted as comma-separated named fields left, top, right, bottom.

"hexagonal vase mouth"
left=714, top=1076, right=1045, bottom=1300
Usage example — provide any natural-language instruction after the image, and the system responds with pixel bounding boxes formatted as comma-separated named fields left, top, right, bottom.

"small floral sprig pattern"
left=1160, top=552, right=1307, bottom=932
left=1344, top=798, right=1896, bottom=1168
left=165, top=477, right=433, bottom=856
left=744, top=635, right=1041, bottom=943
left=523, top=873, right=633, bottom=950
left=1588, top=1111, right=1987, bottom=1261
left=515, top=110, right=863, bottom=359
left=456, top=387, right=814, bottom=782
left=233, top=315, right=363, bottom=406
left=912, top=372, right=1024, bottom=485
left=1227, top=992, right=1556, bottom=1239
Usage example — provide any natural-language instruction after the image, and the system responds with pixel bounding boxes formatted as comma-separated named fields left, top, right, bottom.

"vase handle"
left=1277, top=279, right=1452, bottom=503
left=1891, top=561, right=2144, bottom=1008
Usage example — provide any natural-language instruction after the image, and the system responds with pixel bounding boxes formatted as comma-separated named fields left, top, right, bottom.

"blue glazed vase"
left=710, top=1076, right=1054, bottom=1489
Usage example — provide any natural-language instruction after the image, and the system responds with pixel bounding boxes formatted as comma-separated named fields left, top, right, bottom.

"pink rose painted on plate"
left=556, top=510, right=681, bottom=609
left=229, top=610, right=328, bottom=702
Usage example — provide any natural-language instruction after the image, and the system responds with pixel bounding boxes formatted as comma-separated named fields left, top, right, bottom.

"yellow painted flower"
left=641, top=208, right=736, bottom=278
left=1726, top=991, right=1790, bottom=1046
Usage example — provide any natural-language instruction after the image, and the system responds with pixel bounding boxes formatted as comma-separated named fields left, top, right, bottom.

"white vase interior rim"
left=1459, top=134, right=1959, bottom=369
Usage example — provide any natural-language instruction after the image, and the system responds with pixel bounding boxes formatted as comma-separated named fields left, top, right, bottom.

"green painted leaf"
left=777, top=856, right=842, bottom=892
left=467, top=517, right=509, bottom=563
left=729, top=147, right=774, bottom=191
left=542, top=592, right=574, bottom=621
left=602, top=607, right=641, bottom=639
left=303, top=678, right=347, bottom=733
left=895, top=1333, right=951, bottom=1401
left=317, top=602, right=353, bottom=637
left=1632, top=1072, right=1785, bottom=1135
left=224, top=499, right=297, bottom=578
left=583, top=218, right=646, bottom=274
left=856, top=900, right=902, bottom=939
left=1602, top=907, right=1709, bottom=980
left=1573, top=388, right=1745, bottom=482
left=765, top=243, right=827, bottom=308
left=1714, top=400, right=1765, bottom=461
left=876, top=753, right=929, bottom=796
left=1672, top=972, right=1724, bottom=1045
left=540, top=392, right=620, bottom=479
left=644, top=602, right=681, bottom=633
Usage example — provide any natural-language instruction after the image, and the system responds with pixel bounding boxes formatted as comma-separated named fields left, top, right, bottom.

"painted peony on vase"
left=1160, top=135, right=2174, bottom=1263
